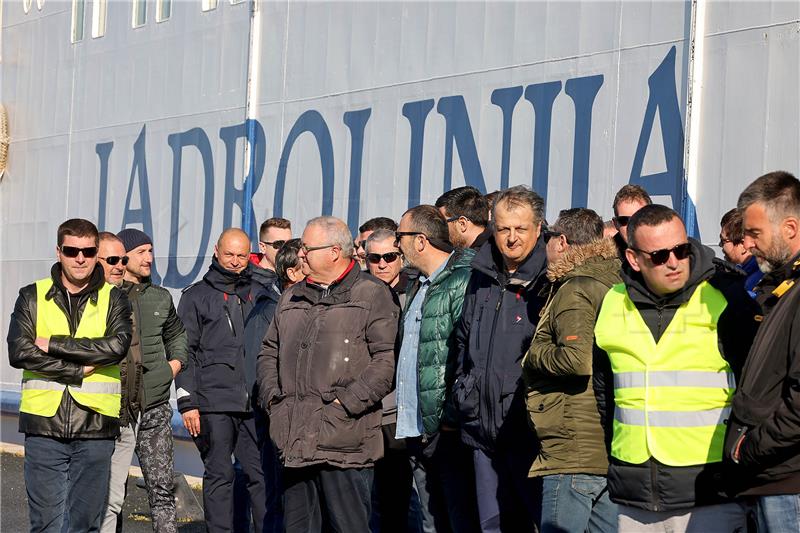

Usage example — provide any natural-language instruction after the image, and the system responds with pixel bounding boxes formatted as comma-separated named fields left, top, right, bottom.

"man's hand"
left=168, top=360, right=182, bottom=379
left=35, top=337, right=49, bottom=353
left=182, top=409, right=201, bottom=437
left=83, top=365, right=96, bottom=377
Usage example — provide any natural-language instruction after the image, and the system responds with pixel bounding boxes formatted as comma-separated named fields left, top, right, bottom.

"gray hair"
left=493, top=185, right=545, bottom=225
left=738, top=171, right=800, bottom=226
left=306, top=216, right=354, bottom=257
left=365, top=229, right=398, bottom=253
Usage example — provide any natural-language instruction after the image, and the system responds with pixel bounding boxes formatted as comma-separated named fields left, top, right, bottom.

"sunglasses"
left=613, top=216, right=631, bottom=228
left=718, top=238, right=740, bottom=248
left=366, top=252, right=401, bottom=264
left=261, top=240, right=286, bottom=250
left=60, top=246, right=98, bottom=258
left=542, top=230, right=567, bottom=244
left=99, top=255, right=129, bottom=266
left=632, top=242, right=691, bottom=266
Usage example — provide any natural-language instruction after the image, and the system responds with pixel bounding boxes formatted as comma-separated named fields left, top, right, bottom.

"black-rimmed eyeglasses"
left=99, top=255, right=129, bottom=266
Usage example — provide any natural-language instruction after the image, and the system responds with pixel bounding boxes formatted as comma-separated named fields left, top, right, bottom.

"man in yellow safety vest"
left=594, top=205, right=760, bottom=532
left=8, top=218, right=132, bottom=533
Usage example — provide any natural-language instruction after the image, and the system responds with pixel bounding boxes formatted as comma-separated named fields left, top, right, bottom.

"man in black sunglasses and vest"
left=611, top=184, right=652, bottom=260
left=8, top=218, right=132, bottom=532
left=594, top=205, right=760, bottom=532
left=99, top=229, right=188, bottom=533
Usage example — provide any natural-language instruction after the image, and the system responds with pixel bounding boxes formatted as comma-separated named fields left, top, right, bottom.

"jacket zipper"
left=483, top=285, right=506, bottom=442
left=652, top=304, right=662, bottom=511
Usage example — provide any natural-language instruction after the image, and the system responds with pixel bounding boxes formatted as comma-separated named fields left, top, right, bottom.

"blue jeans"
left=24, top=435, right=115, bottom=533
left=540, top=474, right=617, bottom=533
left=756, top=494, right=800, bottom=533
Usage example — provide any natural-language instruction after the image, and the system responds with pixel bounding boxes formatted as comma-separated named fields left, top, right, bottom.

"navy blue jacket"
left=176, top=258, right=257, bottom=414
left=245, top=267, right=281, bottom=403
left=452, top=237, right=548, bottom=452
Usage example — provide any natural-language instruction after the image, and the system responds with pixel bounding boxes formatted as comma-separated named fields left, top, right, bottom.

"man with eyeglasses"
left=450, top=186, right=548, bottom=532
left=393, top=205, right=480, bottom=533
left=255, top=217, right=292, bottom=293
left=257, top=216, right=398, bottom=532
left=98, top=232, right=128, bottom=287
left=177, top=228, right=268, bottom=533
left=593, top=205, right=760, bottom=531
left=8, top=218, right=132, bottom=532
left=611, top=184, right=652, bottom=259
left=99, top=228, right=188, bottom=533
left=523, top=208, right=620, bottom=533
left=718, top=208, right=763, bottom=298
left=435, top=186, right=492, bottom=250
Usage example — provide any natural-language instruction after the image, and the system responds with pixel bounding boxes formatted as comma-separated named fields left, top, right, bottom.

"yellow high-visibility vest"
left=594, top=281, right=735, bottom=467
left=19, top=278, right=121, bottom=418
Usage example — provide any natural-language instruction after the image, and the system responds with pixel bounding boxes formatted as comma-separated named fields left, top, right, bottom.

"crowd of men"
left=8, top=170, right=800, bottom=533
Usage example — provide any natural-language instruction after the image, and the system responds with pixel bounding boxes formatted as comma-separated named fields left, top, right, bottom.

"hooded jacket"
left=451, top=238, right=548, bottom=452
left=257, top=262, right=398, bottom=468
left=523, top=238, right=620, bottom=477
left=725, top=250, right=800, bottom=496
left=8, top=263, right=132, bottom=438
left=176, top=258, right=256, bottom=414
left=602, top=239, right=760, bottom=511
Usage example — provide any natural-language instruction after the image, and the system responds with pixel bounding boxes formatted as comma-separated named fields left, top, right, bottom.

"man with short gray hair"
left=257, top=216, right=399, bottom=532
left=726, top=171, right=800, bottom=532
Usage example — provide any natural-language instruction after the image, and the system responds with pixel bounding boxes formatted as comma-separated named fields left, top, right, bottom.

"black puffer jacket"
left=605, top=240, right=760, bottom=511
left=7, top=264, right=132, bottom=438
left=725, top=251, right=800, bottom=496
left=451, top=237, right=548, bottom=453
left=176, top=258, right=256, bottom=414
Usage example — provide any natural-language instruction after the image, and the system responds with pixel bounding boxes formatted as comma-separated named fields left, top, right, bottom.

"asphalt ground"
left=0, top=448, right=207, bottom=532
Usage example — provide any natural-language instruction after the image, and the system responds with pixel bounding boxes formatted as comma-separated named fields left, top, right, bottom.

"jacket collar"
left=546, top=238, right=619, bottom=282
left=469, top=226, right=493, bottom=250
left=295, top=260, right=360, bottom=304
left=48, top=262, right=106, bottom=302
left=203, top=256, right=253, bottom=301
left=471, top=234, right=547, bottom=288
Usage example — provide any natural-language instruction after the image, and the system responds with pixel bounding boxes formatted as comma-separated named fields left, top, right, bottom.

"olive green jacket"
left=122, top=281, right=188, bottom=412
left=403, top=248, right=475, bottom=435
left=522, top=238, right=620, bottom=477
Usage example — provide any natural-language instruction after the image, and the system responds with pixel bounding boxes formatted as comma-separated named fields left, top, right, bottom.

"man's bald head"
left=215, top=228, right=251, bottom=274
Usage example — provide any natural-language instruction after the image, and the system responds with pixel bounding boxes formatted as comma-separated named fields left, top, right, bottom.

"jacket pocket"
left=317, top=401, right=366, bottom=452
left=526, top=390, right=568, bottom=439
left=268, top=397, right=291, bottom=452
left=453, top=373, right=480, bottom=423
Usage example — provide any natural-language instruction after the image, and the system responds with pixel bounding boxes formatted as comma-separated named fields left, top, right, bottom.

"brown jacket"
left=257, top=262, right=399, bottom=469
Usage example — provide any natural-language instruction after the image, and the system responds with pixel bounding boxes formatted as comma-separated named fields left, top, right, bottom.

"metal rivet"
left=344, top=357, right=349, bottom=362
left=344, top=339, right=349, bottom=344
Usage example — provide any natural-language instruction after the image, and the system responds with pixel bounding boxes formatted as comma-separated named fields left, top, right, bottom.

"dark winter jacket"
left=257, top=262, right=399, bottom=468
left=176, top=258, right=256, bottom=414
left=523, top=238, right=620, bottom=477
left=381, top=269, right=415, bottom=426
left=403, top=248, right=475, bottom=436
left=8, top=263, right=132, bottom=438
left=245, top=276, right=281, bottom=401
left=121, top=281, right=187, bottom=415
left=451, top=238, right=548, bottom=452
left=603, top=239, right=760, bottom=511
left=725, top=251, right=800, bottom=496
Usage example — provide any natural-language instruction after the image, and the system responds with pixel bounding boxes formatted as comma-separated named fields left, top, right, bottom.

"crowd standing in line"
left=8, top=171, right=800, bottom=533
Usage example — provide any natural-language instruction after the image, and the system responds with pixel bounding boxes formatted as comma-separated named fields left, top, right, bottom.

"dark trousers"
left=283, top=465, right=374, bottom=533
left=473, top=447, right=541, bottom=533
left=24, top=435, right=115, bottom=533
left=233, top=409, right=282, bottom=533
left=193, top=412, right=267, bottom=533
left=372, top=424, right=417, bottom=533
left=408, top=431, right=480, bottom=533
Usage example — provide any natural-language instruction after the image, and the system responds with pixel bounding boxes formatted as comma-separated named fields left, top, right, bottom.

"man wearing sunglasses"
left=355, top=217, right=398, bottom=270
left=255, top=217, right=292, bottom=292
left=435, top=186, right=492, bottom=250
left=99, top=229, right=188, bottom=533
left=98, top=232, right=128, bottom=287
left=257, top=216, right=398, bottom=532
left=594, top=205, right=760, bottom=531
left=8, top=218, right=132, bottom=533
left=611, top=184, right=652, bottom=260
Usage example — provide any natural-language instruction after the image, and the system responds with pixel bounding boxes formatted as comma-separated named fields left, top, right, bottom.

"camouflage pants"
left=135, top=403, right=178, bottom=533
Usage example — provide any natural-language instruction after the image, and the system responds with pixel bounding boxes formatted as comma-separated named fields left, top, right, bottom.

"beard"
left=753, top=238, right=792, bottom=274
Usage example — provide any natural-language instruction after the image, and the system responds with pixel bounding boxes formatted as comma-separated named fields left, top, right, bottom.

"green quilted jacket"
left=402, top=248, right=475, bottom=435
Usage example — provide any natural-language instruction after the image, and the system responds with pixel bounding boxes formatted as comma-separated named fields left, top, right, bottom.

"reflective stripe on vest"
left=594, top=281, right=734, bottom=467
left=19, top=278, right=121, bottom=418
